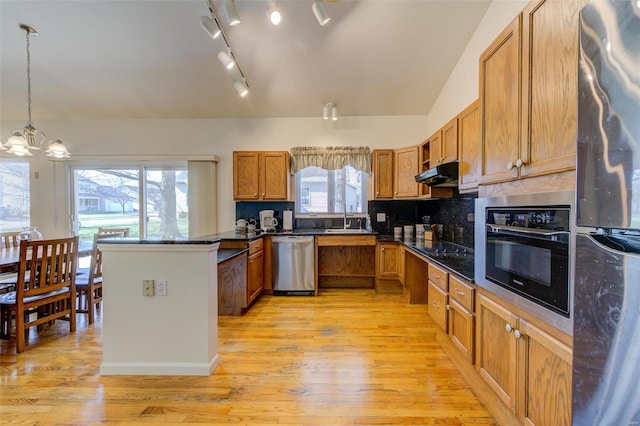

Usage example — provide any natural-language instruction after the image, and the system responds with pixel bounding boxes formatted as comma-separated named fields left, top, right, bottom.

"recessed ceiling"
left=0, top=0, right=491, bottom=120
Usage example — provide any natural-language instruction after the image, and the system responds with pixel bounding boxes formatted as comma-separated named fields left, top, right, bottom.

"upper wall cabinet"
left=233, top=151, right=290, bottom=201
left=372, top=149, right=394, bottom=199
left=393, top=146, right=420, bottom=198
left=480, top=0, right=586, bottom=187
left=458, top=100, right=481, bottom=193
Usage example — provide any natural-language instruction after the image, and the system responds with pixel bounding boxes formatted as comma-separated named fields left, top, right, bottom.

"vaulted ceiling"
left=0, top=0, right=491, bottom=120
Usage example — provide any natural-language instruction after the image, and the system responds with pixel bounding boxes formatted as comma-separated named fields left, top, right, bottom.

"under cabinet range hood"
left=415, top=161, right=459, bottom=187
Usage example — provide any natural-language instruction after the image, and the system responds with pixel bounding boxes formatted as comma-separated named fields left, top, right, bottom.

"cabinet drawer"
left=428, top=281, right=448, bottom=332
left=428, top=262, right=449, bottom=291
left=449, top=275, right=474, bottom=312
left=248, top=238, right=264, bottom=255
left=316, top=235, right=376, bottom=246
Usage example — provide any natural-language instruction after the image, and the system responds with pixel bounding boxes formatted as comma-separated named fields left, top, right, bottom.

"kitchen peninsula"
left=99, top=237, right=220, bottom=376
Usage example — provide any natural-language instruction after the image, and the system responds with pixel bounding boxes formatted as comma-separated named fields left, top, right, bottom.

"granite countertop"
left=98, top=236, right=221, bottom=245
left=217, top=248, right=248, bottom=264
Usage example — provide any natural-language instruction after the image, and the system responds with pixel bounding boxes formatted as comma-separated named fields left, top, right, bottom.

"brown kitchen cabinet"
left=418, top=137, right=455, bottom=199
left=218, top=237, right=266, bottom=314
left=317, top=235, right=376, bottom=289
left=372, top=149, right=394, bottom=199
left=376, top=242, right=401, bottom=279
left=457, top=99, right=481, bottom=193
left=428, top=281, right=448, bottom=332
left=217, top=252, right=248, bottom=316
left=246, top=238, right=264, bottom=306
left=480, top=0, right=585, bottom=187
left=233, top=151, right=290, bottom=200
left=430, top=117, right=458, bottom=167
left=448, top=275, right=475, bottom=363
left=476, top=292, right=572, bottom=425
left=393, top=146, right=420, bottom=198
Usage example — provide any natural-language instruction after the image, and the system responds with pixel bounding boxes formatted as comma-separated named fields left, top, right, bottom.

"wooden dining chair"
left=97, top=227, right=130, bottom=237
left=0, top=231, right=19, bottom=248
left=0, top=236, right=79, bottom=353
left=75, top=232, right=123, bottom=324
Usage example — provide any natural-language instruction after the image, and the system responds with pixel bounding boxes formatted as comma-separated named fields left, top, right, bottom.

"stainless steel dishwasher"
left=271, top=235, right=315, bottom=295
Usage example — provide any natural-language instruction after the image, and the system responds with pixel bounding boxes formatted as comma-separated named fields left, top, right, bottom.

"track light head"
left=200, top=15, right=221, bottom=39
left=223, top=0, right=241, bottom=26
left=268, top=3, right=282, bottom=26
left=312, top=0, right=331, bottom=26
left=234, top=80, right=249, bottom=97
left=217, top=51, right=236, bottom=70
left=331, top=105, right=338, bottom=121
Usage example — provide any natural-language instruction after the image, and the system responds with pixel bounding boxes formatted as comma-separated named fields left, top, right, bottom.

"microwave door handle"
left=487, top=224, right=570, bottom=240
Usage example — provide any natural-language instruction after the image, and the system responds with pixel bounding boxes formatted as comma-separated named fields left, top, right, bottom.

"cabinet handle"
left=516, top=159, right=524, bottom=168
left=514, top=330, right=522, bottom=339
left=507, top=161, right=515, bottom=170
left=505, top=323, right=513, bottom=333
left=432, top=301, right=440, bottom=309
left=454, top=288, right=465, bottom=296
left=433, top=273, right=440, bottom=278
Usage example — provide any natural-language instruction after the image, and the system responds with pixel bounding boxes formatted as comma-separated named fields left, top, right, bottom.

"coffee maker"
left=259, top=210, right=278, bottom=232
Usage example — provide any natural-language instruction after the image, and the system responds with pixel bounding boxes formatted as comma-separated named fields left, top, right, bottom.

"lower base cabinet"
left=217, top=253, right=248, bottom=316
left=476, top=292, right=572, bottom=426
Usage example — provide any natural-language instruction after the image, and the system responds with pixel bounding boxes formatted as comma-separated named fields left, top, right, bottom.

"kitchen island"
left=99, top=237, right=221, bottom=376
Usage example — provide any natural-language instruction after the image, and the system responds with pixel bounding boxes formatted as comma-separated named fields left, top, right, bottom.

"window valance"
left=290, top=146, right=371, bottom=174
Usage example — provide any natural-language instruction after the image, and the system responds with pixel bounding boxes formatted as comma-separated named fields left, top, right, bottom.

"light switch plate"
left=156, top=280, right=167, bottom=296
left=376, top=213, right=386, bottom=222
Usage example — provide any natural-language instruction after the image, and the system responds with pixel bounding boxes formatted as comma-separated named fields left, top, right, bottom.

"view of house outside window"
left=295, top=165, right=367, bottom=215
left=72, top=167, right=188, bottom=241
left=0, top=158, right=30, bottom=232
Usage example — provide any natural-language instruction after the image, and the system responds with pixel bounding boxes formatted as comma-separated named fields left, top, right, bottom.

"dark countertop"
left=379, top=236, right=474, bottom=282
left=98, top=236, right=221, bottom=245
left=217, top=248, right=248, bottom=264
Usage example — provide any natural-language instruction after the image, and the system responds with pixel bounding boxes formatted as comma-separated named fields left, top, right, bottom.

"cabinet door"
left=393, top=146, right=419, bottom=198
left=441, top=117, right=458, bottom=164
left=372, top=150, right=394, bottom=199
left=233, top=152, right=260, bottom=200
left=428, top=281, right=448, bottom=332
left=398, top=245, right=405, bottom=285
left=247, top=250, right=264, bottom=306
left=520, top=0, right=584, bottom=179
left=449, top=298, right=474, bottom=364
left=376, top=243, right=399, bottom=278
left=458, top=100, right=481, bottom=193
left=261, top=152, right=290, bottom=200
left=429, top=131, right=443, bottom=167
left=518, top=318, right=572, bottom=426
left=476, top=293, right=519, bottom=412
left=480, top=15, right=522, bottom=185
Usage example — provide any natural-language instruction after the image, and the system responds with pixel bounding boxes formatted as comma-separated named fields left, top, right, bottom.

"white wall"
left=423, top=0, right=529, bottom=136
left=1, top=0, right=532, bottom=238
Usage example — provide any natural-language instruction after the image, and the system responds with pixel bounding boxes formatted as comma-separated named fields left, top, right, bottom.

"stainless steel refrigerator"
left=574, top=1, right=640, bottom=424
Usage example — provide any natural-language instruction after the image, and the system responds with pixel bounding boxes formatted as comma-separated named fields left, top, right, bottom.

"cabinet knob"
left=376, top=191, right=380, bottom=195
left=507, top=161, right=515, bottom=170
left=254, top=193, right=258, bottom=197
left=505, top=323, right=513, bottom=333
left=515, top=159, right=524, bottom=168
left=381, top=247, right=385, bottom=251
left=262, top=193, right=265, bottom=197
left=446, top=304, right=450, bottom=311
left=514, top=330, right=522, bottom=339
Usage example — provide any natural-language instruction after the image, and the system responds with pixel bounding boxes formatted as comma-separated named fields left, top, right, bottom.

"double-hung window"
left=0, top=158, right=30, bottom=232
left=295, top=165, right=368, bottom=216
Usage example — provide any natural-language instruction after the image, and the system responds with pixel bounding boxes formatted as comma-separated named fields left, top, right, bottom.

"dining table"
left=0, top=240, right=94, bottom=274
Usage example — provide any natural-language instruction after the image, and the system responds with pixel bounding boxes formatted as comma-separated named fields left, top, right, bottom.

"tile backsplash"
left=368, top=196, right=476, bottom=248
left=236, top=201, right=295, bottom=231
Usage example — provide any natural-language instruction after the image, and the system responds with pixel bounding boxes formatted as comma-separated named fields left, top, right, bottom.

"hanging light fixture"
left=3, top=24, right=71, bottom=159
left=312, top=0, right=331, bottom=26
left=222, top=0, right=241, bottom=26
left=267, top=2, right=282, bottom=26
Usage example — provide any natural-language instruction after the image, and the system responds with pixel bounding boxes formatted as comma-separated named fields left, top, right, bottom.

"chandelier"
left=1, top=24, right=71, bottom=159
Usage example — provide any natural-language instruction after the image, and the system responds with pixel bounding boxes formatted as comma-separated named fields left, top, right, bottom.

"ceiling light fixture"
left=234, top=80, right=249, bottom=97
left=201, top=1, right=250, bottom=98
left=3, top=24, right=71, bottom=158
left=331, top=105, right=338, bottom=121
left=312, top=0, right=331, bottom=26
left=323, top=103, right=337, bottom=120
left=217, top=50, right=236, bottom=70
left=200, top=14, right=221, bottom=39
left=222, top=0, right=241, bottom=26
left=268, top=2, right=282, bottom=26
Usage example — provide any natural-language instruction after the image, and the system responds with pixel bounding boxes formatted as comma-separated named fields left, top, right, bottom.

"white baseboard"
left=100, top=354, right=220, bottom=376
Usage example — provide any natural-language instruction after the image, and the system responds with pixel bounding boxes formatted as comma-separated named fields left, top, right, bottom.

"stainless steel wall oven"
left=475, top=190, right=575, bottom=335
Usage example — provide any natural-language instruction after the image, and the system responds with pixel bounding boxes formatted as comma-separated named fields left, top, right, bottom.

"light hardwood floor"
left=0, top=289, right=498, bottom=425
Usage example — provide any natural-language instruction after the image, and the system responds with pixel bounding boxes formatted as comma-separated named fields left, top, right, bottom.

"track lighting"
left=323, top=103, right=337, bottom=120
left=200, top=15, right=221, bottom=39
left=223, top=0, right=241, bottom=26
left=217, top=50, right=235, bottom=70
left=312, top=0, right=331, bottom=26
left=268, top=2, right=282, bottom=26
left=234, top=80, right=249, bottom=97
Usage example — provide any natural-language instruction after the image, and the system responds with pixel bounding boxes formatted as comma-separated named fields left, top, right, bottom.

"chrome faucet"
left=343, top=210, right=350, bottom=229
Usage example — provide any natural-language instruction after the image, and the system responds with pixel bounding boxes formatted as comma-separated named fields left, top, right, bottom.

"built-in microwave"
left=475, top=190, right=575, bottom=336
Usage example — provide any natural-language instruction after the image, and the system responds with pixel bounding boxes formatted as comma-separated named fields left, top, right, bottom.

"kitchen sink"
left=323, top=229, right=370, bottom=234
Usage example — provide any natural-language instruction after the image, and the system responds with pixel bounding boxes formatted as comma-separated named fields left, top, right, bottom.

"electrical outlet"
left=467, top=213, right=475, bottom=222
left=376, top=213, right=386, bottom=222
left=156, top=279, right=167, bottom=296
left=142, top=279, right=155, bottom=297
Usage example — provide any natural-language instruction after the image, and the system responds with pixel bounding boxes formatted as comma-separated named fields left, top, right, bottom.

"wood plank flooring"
left=0, top=289, right=498, bottom=425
